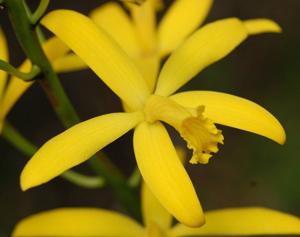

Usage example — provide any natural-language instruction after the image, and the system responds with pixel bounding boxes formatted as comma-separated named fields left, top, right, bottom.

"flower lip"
left=182, top=106, right=224, bottom=164
left=143, top=95, right=224, bottom=164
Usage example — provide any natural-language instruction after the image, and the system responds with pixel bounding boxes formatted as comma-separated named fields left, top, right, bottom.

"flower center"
left=144, top=95, right=224, bottom=164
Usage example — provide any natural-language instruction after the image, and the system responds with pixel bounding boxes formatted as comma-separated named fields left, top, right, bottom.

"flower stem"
left=1, top=122, right=104, bottom=189
left=0, top=59, right=40, bottom=80
left=2, top=122, right=36, bottom=157
left=30, top=0, right=50, bottom=24
left=4, top=0, right=141, bottom=220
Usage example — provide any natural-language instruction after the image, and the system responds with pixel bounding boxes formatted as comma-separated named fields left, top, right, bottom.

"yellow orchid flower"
left=20, top=10, right=285, bottom=227
left=12, top=183, right=300, bottom=237
left=90, top=0, right=281, bottom=92
left=0, top=27, right=86, bottom=132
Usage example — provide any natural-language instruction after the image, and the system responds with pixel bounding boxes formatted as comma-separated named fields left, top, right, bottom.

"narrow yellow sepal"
left=129, top=0, right=157, bottom=53
left=52, top=54, right=87, bottom=73
left=171, top=91, right=286, bottom=144
left=42, top=10, right=150, bottom=110
left=141, top=182, right=172, bottom=230
left=244, top=18, right=282, bottom=35
left=21, top=112, right=143, bottom=190
left=133, top=53, right=160, bottom=93
left=171, top=207, right=300, bottom=236
left=12, top=208, right=144, bottom=237
left=155, top=18, right=248, bottom=96
left=90, top=2, right=140, bottom=57
left=158, top=0, right=213, bottom=56
left=134, top=121, right=204, bottom=227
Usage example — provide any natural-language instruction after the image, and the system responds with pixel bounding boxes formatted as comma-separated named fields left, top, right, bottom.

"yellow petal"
left=90, top=3, right=159, bottom=92
left=155, top=18, right=248, bottom=96
left=170, top=91, right=285, bottom=144
left=0, top=27, right=8, bottom=99
left=142, top=182, right=172, bottom=230
left=21, top=112, right=143, bottom=190
left=129, top=0, right=157, bottom=53
left=12, top=208, right=144, bottom=237
left=244, top=18, right=282, bottom=35
left=158, top=0, right=213, bottom=56
left=0, top=37, right=70, bottom=125
left=134, top=121, right=204, bottom=227
left=42, top=10, right=150, bottom=110
left=90, top=2, right=140, bottom=57
left=52, top=53, right=87, bottom=73
left=171, top=207, right=300, bottom=236
left=133, top=53, right=160, bottom=92
left=41, top=36, right=71, bottom=60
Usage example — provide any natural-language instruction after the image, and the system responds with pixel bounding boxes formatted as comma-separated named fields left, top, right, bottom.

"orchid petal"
left=42, top=10, right=150, bottom=110
left=142, top=182, right=172, bottom=230
left=134, top=121, right=204, bottom=227
left=155, top=18, right=248, bottom=96
left=171, top=207, right=300, bottom=236
left=90, top=2, right=140, bottom=57
left=13, top=208, right=144, bottom=237
left=52, top=53, right=87, bottom=73
left=244, top=19, right=282, bottom=35
left=133, top=53, right=160, bottom=92
left=21, top=112, right=143, bottom=190
left=158, top=0, right=213, bottom=56
left=171, top=91, right=285, bottom=144
left=129, top=0, right=157, bottom=53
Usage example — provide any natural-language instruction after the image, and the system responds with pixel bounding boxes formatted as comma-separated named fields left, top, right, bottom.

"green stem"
left=4, top=0, right=141, bottom=220
left=30, top=0, right=50, bottom=24
left=62, top=170, right=104, bottom=189
left=1, top=122, right=104, bottom=188
left=2, top=122, right=36, bottom=157
left=0, top=59, right=40, bottom=80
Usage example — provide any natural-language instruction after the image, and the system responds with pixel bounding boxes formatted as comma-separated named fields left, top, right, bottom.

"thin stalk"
left=0, top=59, right=40, bottom=80
left=2, top=122, right=36, bottom=157
left=4, top=0, right=141, bottom=220
left=1, top=122, right=104, bottom=188
left=30, top=0, right=50, bottom=24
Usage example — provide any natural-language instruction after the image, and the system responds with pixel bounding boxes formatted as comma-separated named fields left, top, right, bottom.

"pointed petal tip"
left=20, top=162, right=49, bottom=191
left=270, top=118, right=286, bottom=145
left=20, top=183, right=29, bottom=192
left=20, top=170, right=35, bottom=191
left=244, top=19, right=282, bottom=35
left=277, top=127, right=286, bottom=145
